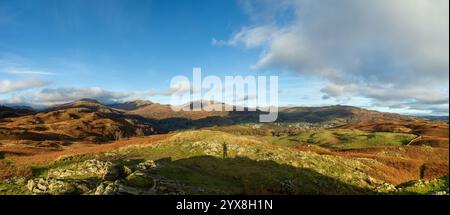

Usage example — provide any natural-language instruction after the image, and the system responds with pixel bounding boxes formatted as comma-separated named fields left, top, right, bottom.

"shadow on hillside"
left=145, top=111, right=263, bottom=132
left=145, top=108, right=356, bottom=132
left=152, top=155, right=375, bottom=195
left=0, top=127, right=79, bottom=142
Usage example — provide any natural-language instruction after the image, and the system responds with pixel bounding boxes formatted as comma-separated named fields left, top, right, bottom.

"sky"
left=0, top=0, right=448, bottom=115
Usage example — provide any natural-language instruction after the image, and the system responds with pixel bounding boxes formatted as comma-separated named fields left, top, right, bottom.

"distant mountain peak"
left=78, top=98, right=101, bottom=104
left=128, top=100, right=153, bottom=105
left=108, top=99, right=154, bottom=111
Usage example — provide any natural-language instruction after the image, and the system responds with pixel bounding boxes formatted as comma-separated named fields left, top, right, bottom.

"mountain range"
left=1, top=98, right=447, bottom=147
left=0, top=98, right=448, bottom=195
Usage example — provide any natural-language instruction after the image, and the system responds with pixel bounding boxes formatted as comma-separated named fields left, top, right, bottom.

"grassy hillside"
left=0, top=101, right=448, bottom=195
left=260, top=129, right=416, bottom=149
left=0, top=130, right=380, bottom=194
left=0, top=100, right=159, bottom=146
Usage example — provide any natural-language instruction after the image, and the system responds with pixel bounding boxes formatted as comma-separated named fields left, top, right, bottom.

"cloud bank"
left=0, top=67, right=56, bottom=75
left=1, top=87, right=158, bottom=108
left=0, top=79, right=50, bottom=94
left=219, top=0, right=449, bottom=114
left=30, top=87, right=131, bottom=104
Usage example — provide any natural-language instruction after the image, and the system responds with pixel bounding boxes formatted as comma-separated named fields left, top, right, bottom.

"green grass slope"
left=33, top=130, right=388, bottom=194
left=260, top=129, right=416, bottom=149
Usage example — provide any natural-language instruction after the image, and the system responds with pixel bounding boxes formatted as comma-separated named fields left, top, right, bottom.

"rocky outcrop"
left=48, top=159, right=113, bottom=179
left=102, top=165, right=124, bottom=181
left=25, top=159, right=198, bottom=195
left=27, top=178, right=96, bottom=195
left=136, top=160, right=157, bottom=170
left=94, top=180, right=154, bottom=195
left=374, top=182, right=398, bottom=193
left=125, top=171, right=155, bottom=188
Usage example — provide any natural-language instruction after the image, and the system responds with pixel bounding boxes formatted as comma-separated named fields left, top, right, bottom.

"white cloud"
left=320, top=82, right=449, bottom=114
left=221, top=0, right=449, bottom=114
left=0, top=53, right=58, bottom=76
left=213, top=26, right=278, bottom=48
left=161, top=81, right=193, bottom=96
left=1, top=86, right=159, bottom=107
left=28, top=87, right=132, bottom=104
left=0, top=79, right=50, bottom=94
left=0, top=67, right=56, bottom=75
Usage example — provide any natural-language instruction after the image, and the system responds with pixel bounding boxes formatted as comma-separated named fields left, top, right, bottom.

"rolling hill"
left=0, top=105, right=34, bottom=118
left=106, top=100, right=412, bottom=131
left=0, top=99, right=448, bottom=195
left=0, top=99, right=159, bottom=147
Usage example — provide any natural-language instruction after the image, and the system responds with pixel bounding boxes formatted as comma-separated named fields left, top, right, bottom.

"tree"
left=135, top=128, right=145, bottom=137
left=113, top=129, right=123, bottom=141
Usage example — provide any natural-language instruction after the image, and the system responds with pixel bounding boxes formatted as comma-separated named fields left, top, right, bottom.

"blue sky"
left=0, top=0, right=253, bottom=88
left=0, top=0, right=448, bottom=115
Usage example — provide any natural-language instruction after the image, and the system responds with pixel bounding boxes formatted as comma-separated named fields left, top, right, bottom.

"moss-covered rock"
left=102, top=165, right=124, bottom=181
left=123, top=166, right=134, bottom=176
left=125, top=172, right=154, bottom=188
left=26, top=178, right=95, bottom=195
